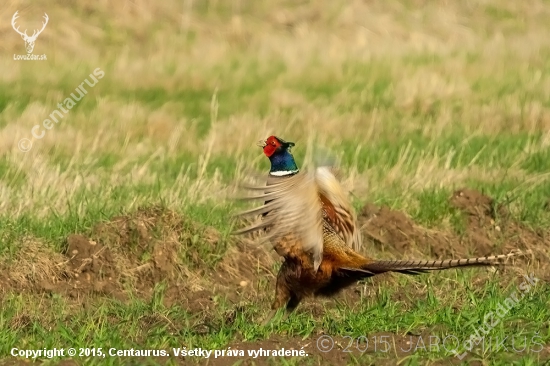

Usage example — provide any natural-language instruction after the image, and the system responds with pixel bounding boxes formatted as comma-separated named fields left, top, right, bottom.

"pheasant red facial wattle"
left=257, top=136, right=294, bottom=157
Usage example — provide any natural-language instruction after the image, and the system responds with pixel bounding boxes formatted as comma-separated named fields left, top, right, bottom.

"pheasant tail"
left=355, top=251, right=523, bottom=276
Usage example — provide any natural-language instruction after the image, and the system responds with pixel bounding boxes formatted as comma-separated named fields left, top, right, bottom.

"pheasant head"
left=257, top=136, right=299, bottom=176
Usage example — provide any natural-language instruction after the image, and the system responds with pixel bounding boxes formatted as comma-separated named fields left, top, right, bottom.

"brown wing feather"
left=314, top=167, right=363, bottom=252
left=234, top=171, right=325, bottom=270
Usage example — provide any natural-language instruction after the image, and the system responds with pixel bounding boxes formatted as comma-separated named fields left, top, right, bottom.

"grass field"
left=1, top=0, right=550, bottom=365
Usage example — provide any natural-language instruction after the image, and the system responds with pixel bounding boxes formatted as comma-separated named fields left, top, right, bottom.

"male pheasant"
left=235, top=135, right=521, bottom=323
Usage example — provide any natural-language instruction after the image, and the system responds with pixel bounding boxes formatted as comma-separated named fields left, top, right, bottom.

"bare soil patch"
left=359, top=188, right=548, bottom=275
left=0, top=207, right=225, bottom=312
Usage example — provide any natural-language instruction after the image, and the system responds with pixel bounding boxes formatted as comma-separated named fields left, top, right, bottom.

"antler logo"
left=12, top=11, right=49, bottom=54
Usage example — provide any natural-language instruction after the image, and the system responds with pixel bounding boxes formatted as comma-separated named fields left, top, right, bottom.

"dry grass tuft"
left=1, top=237, right=71, bottom=290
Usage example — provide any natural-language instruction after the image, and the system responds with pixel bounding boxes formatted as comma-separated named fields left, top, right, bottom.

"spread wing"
left=234, top=171, right=324, bottom=270
left=234, top=166, right=362, bottom=270
left=315, top=166, right=363, bottom=252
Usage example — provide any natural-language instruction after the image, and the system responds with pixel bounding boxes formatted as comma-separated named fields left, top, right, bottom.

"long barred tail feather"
left=363, top=250, right=524, bottom=275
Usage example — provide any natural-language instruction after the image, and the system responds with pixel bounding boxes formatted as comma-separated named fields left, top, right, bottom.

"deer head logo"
left=11, top=11, right=49, bottom=54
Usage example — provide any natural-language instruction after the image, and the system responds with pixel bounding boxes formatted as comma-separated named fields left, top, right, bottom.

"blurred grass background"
left=0, top=1, right=550, bottom=365
left=1, top=1, right=550, bottom=231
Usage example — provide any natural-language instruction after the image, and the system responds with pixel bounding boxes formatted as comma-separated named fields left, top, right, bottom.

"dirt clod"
left=359, top=204, right=419, bottom=254
left=0, top=206, right=229, bottom=314
left=359, top=188, right=549, bottom=266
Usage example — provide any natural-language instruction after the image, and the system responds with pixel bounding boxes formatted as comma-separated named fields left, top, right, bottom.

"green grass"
left=1, top=273, right=547, bottom=365
left=1, top=0, right=550, bottom=365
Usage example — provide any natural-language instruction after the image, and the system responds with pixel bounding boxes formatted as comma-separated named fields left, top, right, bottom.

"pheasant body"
left=235, top=135, right=521, bottom=323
